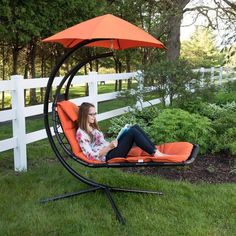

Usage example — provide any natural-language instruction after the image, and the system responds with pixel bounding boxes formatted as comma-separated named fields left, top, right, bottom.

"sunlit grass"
left=0, top=140, right=235, bottom=235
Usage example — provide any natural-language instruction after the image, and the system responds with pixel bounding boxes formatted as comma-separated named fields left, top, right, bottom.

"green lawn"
left=1, top=87, right=236, bottom=235
left=0, top=139, right=235, bottom=235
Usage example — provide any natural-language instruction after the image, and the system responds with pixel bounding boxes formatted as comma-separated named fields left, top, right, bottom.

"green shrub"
left=174, top=97, right=206, bottom=114
left=211, top=112, right=236, bottom=154
left=129, top=105, right=160, bottom=126
left=222, top=128, right=236, bottom=155
left=211, top=111, right=236, bottom=133
left=150, top=108, right=214, bottom=153
left=107, top=106, right=160, bottom=138
left=107, top=113, right=138, bottom=138
left=197, top=102, right=236, bottom=120
left=222, top=79, right=236, bottom=93
left=214, top=90, right=236, bottom=105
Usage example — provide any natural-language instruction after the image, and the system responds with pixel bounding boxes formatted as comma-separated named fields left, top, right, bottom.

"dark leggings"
left=106, top=125, right=156, bottom=161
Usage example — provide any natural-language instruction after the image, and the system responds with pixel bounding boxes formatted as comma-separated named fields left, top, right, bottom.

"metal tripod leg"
left=104, top=187, right=126, bottom=225
left=40, top=186, right=101, bottom=203
left=40, top=185, right=162, bottom=225
left=110, top=187, right=163, bottom=195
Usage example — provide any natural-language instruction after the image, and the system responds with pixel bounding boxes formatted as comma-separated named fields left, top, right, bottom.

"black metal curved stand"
left=42, top=39, right=199, bottom=224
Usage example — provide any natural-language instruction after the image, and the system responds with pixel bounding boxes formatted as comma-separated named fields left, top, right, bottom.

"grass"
left=0, top=139, right=236, bottom=235
left=1, top=84, right=236, bottom=235
left=0, top=118, right=236, bottom=235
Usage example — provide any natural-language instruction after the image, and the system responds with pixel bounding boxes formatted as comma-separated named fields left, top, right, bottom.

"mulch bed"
left=123, top=154, right=236, bottom=184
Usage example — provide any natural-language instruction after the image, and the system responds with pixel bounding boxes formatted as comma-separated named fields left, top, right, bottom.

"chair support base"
left=40, top=186, right=163, bottom=225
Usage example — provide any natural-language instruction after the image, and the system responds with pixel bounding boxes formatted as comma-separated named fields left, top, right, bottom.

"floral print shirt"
left=76, top=128, right=109, bottom=162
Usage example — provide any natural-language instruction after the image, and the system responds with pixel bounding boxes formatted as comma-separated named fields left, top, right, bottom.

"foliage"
left=223, top=45, right=236, bottom=67
left=210, top=79, right=236, bottom=106
left=181, top=27, right=225, bottom=67
left=222, top=79, right=236, bottom=93
left=174, top=80, right=219, bottom=114
left=198, top=102, right=236, bottom=120
left=214, top=90, right=236, bottom=105
left=107, top=105, right=160, bottom=138
left=143, top=58, right=199, bottom=106
left=118, top=72, right=152, bottom=108
left=150, top=108, right=214, bottom=154
left=174, top=97, right=206, bottom=115
left=175, top=78, right=236, bottom=116
left=211, top=112, right=236, bottom=154
left=219, top=128, right=236, bottom=155
left=107, top=113, right=140, bottom=138
left=220, top=0, right=236, bottom=67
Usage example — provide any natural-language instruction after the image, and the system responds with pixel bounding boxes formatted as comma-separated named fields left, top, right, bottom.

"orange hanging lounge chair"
left=41, top=14, right=199, bottom=224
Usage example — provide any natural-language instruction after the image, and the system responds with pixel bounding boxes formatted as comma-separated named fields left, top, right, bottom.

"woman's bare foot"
left=154, top=149, right=170, bottom=157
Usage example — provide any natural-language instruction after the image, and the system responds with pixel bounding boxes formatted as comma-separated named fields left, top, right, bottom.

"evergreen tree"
left=181, top=27, right=225, bottom=67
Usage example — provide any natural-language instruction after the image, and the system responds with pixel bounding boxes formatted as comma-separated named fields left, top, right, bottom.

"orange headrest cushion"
left=57, top=100, right=79, bottom=122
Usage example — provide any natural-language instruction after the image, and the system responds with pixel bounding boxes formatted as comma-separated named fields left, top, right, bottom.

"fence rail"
left=193, top=66, right=236, bottom=85
left=0, top=67, right=235, bottom=171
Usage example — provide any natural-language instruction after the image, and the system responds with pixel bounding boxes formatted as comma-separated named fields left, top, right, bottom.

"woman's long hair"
left=77, top=102, right=99, bottom=137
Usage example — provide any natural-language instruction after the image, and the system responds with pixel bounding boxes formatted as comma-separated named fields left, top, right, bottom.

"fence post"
left=226, top=66, right=229, bottom=81
left=88, top=71, right=98, bottom=112
left=11, top=75, right=27, bottom=171
left=230, top=67, right=234, bottom=81
left=219, top=67, right=223, bottom=85
left=135, top=72, right=144, bottom=110
left=210, top=67, right=214, bottom=84
left=200, top=67, right=204, bottom=86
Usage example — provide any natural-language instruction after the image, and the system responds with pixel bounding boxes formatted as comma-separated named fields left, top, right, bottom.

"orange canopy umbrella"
left=43, top=14, right=165, bottom=50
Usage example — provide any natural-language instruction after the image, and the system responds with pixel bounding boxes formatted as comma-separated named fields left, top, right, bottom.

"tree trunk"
left=113, top=55, right=123, bottom=91
left=12, top=45, right=20, bottom=75
left=166, top=16, right=182, bottom=61
left=114, top=57, right=119, bottom=91
left=40, top=54, right=46, bottom=103
left=118, top=61, right=122, bottom=91
left=24, top=58, right=29, bottom=105
left=28, top=40, right=38, bottom=105
left=84, top=65, right=89, bottom=96
left=95, top=59, right=99, bottom=72
left=1, top=46, right=5, bottom=109
left=166, top=0, right=190, bottom=61
left=126, top=52, right=132, bottom=89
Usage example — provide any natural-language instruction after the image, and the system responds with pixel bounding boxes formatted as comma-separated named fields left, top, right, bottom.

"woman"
left=76, top=102, right=166, bottom=162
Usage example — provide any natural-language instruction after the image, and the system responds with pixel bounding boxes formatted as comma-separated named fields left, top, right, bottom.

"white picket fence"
left=193, top=66, right=236, bottom=85
left=0, top=66, right=235, bottom=172
left=0, top=71, right=163, bottom=171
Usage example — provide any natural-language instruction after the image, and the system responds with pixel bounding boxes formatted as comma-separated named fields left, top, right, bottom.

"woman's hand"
left=109, top=140, right=118, bottom=149
left=99, top=140, right=118, bottom=157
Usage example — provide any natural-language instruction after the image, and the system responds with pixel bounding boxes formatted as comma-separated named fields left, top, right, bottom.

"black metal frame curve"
left=42, top=39, right=199, bottom=224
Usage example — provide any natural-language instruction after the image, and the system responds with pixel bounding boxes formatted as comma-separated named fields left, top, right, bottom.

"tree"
left=182, top=0, right=236, bottom=62
left=0, top=0, right=107, bottom=104
left=160, top=0, right=190, bottom=61
left=154, top=0, right=236, bottom=62
left=143, top=58, right=198, bottom=106
left=181, top=26, right=225, bottom=67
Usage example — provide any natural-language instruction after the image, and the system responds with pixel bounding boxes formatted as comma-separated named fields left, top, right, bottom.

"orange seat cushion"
left=57, top=100, right=193, bottom=164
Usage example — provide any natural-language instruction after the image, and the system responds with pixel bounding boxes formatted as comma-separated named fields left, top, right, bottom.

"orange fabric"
left=58, top=100, right=79, bottom=122
left=43, top=14, right=165, bottom=50
left=153, top=142, right=193, bottom=163
left=57, top=101, right=81, bottom=155
left=57, top=100, right=193, bottom=164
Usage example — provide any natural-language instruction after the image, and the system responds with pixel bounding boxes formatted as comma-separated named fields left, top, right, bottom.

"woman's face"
left=87, top=107, right=97, bottom=124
